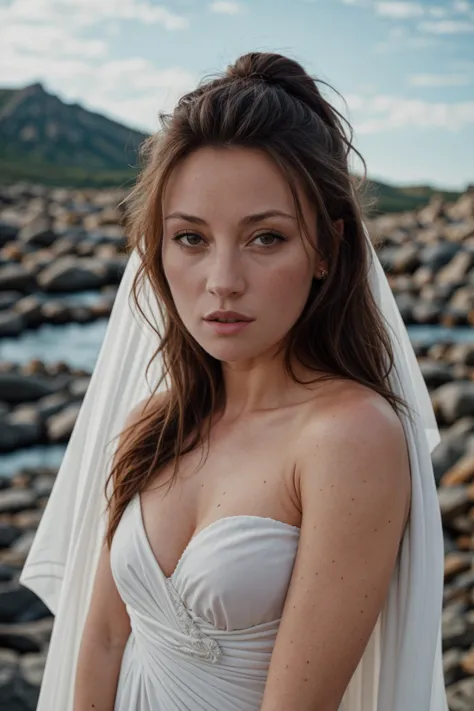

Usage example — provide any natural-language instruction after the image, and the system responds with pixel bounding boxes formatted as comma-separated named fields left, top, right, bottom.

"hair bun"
left=226, top=52, right=309, bottom=88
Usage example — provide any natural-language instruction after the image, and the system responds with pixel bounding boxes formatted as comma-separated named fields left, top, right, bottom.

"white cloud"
left=452, top=0, right=472, bottom=14
left=0, top=50, right=197, bottom=132
left=427, top=6, right=449, bottom=19
left=0, top=0, right=189, bottom=30
left=419, top=19, right=474, bottom=33
left=209, top=1, right=243, bottom=14
left=374, top=2, right=425, bottom=19
left=0, top=22, right=107, bottom=58
left=345, top=94, right=474, bottom=133
left=408, top=73, right=472, bottom=87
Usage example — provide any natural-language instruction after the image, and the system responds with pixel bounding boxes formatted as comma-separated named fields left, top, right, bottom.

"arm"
left=260, top=393, right=411, bottom=711
left=73, top=396, right=157, bottom=711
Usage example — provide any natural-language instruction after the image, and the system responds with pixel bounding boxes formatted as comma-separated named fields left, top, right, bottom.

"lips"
left=204, top=310, right=254, bottom=323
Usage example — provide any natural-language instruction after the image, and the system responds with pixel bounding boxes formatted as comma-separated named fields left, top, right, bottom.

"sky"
left=0, top=0, right=473, bottom=191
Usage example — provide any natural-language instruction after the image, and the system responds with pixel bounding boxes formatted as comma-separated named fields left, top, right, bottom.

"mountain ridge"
left=0, top=82, right=464, bottom=212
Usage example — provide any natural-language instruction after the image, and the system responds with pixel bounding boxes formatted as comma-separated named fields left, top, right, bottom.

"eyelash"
left=172, top=231, right=287, bottom=248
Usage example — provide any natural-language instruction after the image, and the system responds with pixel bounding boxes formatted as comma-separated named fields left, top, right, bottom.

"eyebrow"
left=164, top=210, right=297, bottom=226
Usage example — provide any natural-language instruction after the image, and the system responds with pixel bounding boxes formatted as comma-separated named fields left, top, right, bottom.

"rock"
left=37, top=255, right=109, bottom=292
left=417, top=196, right=445, bottom=225
left=437, top=251, right=474, bottom=286
left=0, top=291, right=21, bottom=310
left=446, top=344, right=474, bottom=367
left=45, top=402, right=81, bottom=442
left=33, top=391, right=72, bottom=419
left=14, top=296, right=44, bottom=328
left=40, top=301, right=70, bottom=324
left=393, top=292, right=415, bottom=323
left=438, top=487, right=472, bottom=524
left=22, top=249, right=56, bottom=276
left=0, top=582, right=41, bottom=624
left=20, top=650, right=48, bottom=687
left=68, top=376, right=90, bottom=398
left=442, top=455, right=474, bottom=486
left=0, top=407, right=43, bottom=452
left=0, top=617, right=53, bottom=654
left=0, top=490, right=37, bottom=515
left=447, top=677, right=474, bottom=710
left=432, top=381, right=474, bottom=426
left=420, top=241, right=461, bottom=271
left=444, top=647, right=463, bottom=686
left=0, top=222, right=19, bottom=247
left=412, top=299, right=443, bottom=324
left=418, top=359, right=453, bottom=388
left=18, top=216, right=57, bottom=248
left=0, top=525, right=21, bottom=549
left=0, top=372, right=58, bottom=405
left=0, top=310, right=26, bottom=337
left=444, top=553, right=473, bottom=583
left=0, top=263, right=37, bottom=293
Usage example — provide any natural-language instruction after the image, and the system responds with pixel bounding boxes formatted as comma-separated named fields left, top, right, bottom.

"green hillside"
left=0, top=82, right=463, bottom=212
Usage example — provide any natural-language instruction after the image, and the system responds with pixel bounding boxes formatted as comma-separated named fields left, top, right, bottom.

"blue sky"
left=0, top=0, right=473, bottom=190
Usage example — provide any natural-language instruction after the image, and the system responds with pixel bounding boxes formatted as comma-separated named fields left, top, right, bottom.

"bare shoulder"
left=259, top=382, right=412, bottom=710
left=296, top=379, right=408, bottom=472
left=123, top=390, right=169, bottom=429
left=295, top=379, right=411, bottom=536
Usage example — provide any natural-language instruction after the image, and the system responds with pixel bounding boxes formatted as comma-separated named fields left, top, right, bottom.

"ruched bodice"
left=110, top=493, right=301, bottom=710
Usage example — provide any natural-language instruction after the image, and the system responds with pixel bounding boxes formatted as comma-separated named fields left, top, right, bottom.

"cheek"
left=262, top=262, right=313, bottom=320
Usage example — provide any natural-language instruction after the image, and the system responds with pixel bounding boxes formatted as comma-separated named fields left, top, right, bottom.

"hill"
left=0, top=82, right=463, bottom=211
left=0, top=83, right=146, bottom=188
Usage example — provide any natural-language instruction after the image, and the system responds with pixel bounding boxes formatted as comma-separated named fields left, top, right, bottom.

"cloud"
left=419, top=19, right=474, bottom=33
left=452, top=0, right=472, bottom=14
left=344, top=94, right=474, bottom=133
left=209, top=1, right=243, bottom=14
left=408, top=73, right=472, bottom=87
left=374, top=2, right=425, bottom=19
left=0, top=22, right=107, bottom=58
left=0, top=0, right=189, bottom=30
left=1, top=49, right=197, bottom=132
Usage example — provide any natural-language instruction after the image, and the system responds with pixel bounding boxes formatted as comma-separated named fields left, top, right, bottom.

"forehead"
left=163, top=146, right=315, bottom=223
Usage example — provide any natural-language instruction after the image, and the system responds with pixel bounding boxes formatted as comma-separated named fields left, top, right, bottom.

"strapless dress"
left=110, top=492, right=306, bottom=710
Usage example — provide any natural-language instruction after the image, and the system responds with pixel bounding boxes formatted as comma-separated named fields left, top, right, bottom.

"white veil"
left=19, top=224, right=448, bottom=711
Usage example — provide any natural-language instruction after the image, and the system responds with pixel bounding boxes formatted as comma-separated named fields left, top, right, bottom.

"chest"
left=139, top=411, right=303, bottom=578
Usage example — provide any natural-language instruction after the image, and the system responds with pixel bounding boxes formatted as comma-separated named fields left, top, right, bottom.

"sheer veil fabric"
left=19, top=223, right=448, bottom=710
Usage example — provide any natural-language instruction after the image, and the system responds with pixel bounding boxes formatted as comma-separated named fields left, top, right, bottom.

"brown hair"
left=104, top=51, right=410, bottom=547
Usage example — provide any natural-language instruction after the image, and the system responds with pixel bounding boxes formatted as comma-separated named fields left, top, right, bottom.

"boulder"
left=37, top=256, right=109, bottom=292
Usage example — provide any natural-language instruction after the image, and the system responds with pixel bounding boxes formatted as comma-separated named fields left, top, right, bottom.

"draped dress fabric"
left=110, top=492, right=332, bottom=711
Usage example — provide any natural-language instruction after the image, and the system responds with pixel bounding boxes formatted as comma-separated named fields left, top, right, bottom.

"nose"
left=206, top=250, right=245, bottom=299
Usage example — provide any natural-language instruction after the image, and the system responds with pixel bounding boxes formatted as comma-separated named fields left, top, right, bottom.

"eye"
left=172, top=231, right=205, bottom=248
left=251, top=231, right=287, bottom=247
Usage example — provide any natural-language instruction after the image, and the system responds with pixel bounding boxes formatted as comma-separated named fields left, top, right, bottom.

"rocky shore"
left=0, top=183, right=474, bottom=709
left=0, top=184, right=473, bottom=336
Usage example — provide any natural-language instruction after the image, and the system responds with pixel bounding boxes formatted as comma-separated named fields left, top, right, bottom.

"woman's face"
left=162, top=145, right=325, bottom=364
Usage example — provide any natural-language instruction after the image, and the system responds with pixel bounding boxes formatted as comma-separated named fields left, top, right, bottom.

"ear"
left=314, top=219, right=344, bottom=279
left=333, top=218, right=344, bottom=237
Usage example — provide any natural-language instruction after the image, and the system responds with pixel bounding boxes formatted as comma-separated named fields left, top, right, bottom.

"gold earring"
left=319, top=268, right=328, bottom=280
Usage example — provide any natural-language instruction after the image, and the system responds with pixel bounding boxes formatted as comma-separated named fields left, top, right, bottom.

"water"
left=1, top=315, right=473, bottom=478
left=0, top=444, right=67, bottom=477
left=1, top=319, right=473, bottom=373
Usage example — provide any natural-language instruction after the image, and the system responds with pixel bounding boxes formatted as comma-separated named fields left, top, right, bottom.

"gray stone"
left=37, top=255, right=109, bottom=291
left=0, top=264, right=36, bottom=293
left=0, top=490, right=37, bottom=515
left=432, top=381, right=474, bottom=425
left=18, top=216, right=57, bottom=248
left=0, top=310, right=25, bottom=337
left=45, top=402, right=81, bottom=442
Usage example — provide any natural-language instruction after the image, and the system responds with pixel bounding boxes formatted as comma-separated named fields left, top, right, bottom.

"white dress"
left=110, top=492, right=321, bottom=711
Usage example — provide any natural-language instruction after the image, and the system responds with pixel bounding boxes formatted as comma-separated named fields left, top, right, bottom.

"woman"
left=20, top=52, right=447, bottom=711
